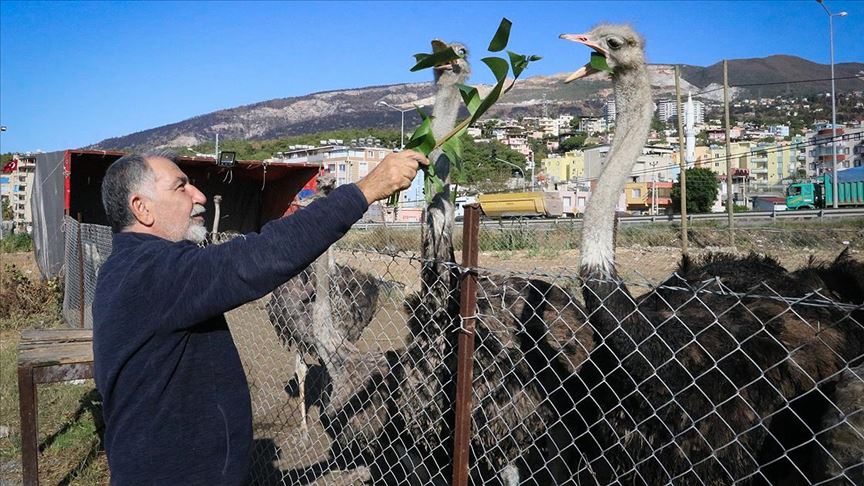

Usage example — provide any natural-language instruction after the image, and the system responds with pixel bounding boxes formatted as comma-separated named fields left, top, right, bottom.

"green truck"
left=786, top=168, right=864, bottom=210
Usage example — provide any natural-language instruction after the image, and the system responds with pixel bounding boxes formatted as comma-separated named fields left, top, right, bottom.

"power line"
left=691, top=74, right=864, bottom=97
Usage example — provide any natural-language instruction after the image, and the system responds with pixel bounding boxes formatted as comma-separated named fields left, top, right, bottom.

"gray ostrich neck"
left=421, top=80, right=460, bottom=307
left=310, top=249, right=345, bottom=373
left=580, top=65, right=653, bottom=279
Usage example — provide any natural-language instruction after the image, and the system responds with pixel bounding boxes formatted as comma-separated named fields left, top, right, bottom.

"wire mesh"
left=61, top=216, right=113, bottom=328
left=62, top=219, right=863, bottom=484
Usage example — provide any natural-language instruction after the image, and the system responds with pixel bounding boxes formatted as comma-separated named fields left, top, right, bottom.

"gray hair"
left=101, top=150, right=179, bottom=233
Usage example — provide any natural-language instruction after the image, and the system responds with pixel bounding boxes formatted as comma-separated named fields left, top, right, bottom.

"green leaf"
left=508, top=51, right=528, bottom=79
left=590, top=52, right=614, bottom=74
left=404, top=108, right=436, bottom=154
left=488, top=18, right=512, bottom=52
left=410, top=47, right=461, bottom=72
left=482, top=57, right=509, bottom=82
left=441, top=134, right=464, bottom=172
left=457, top=84, right=481, bottom=115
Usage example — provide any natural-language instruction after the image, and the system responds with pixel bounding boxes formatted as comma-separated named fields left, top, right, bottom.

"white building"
left=658, top=98, right=704, bottom=124
left=604, top=99, right=617, bottom=125
left=769, top=125, right=790, bottom=138
left=0, top=153, right=36, bottom=233
left=579, top=117, right=607, bottom=134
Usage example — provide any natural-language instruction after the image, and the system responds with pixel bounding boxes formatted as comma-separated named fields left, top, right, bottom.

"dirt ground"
left=1, top=251, right=42, bottom=276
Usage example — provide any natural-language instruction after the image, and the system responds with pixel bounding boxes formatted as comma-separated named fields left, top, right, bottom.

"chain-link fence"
left=62, top=216, right=113, bottom=328
left=59, top=215, right=863, bottom=484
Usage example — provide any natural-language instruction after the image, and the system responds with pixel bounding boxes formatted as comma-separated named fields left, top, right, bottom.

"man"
left=93, top=149, right=427, bottom=484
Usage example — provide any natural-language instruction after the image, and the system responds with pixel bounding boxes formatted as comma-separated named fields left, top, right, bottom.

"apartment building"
left=604, top=99, right=616, bottom=125
left=625, top=181, right=673, bottom=214
left=579, top=117, right=607, bottom=134
left=541, top=150, right=585, bottom=183
left=583, top=145, right=678, bottom=183
left=270, top=144, right=388, bottom=187
left=806, top=125, right=863, bottom=176
left=1, top=154, right=37, bottom=232
left=658, top=98, right=704, bottom=124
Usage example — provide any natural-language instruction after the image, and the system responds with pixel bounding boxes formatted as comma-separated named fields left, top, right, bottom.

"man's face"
left=144, top=157, right=208, bottom=243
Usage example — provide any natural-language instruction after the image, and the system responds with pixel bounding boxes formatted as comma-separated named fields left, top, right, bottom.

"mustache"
left=190, top=204, right=206, bottom=218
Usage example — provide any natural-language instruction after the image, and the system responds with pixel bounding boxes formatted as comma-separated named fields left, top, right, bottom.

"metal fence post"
left=452, top=203, right=481, bottom=486
left=77, top=213, right=85, bottom=328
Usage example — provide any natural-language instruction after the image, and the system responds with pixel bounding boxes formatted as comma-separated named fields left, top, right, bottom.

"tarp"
left=32, top=151, right=67, bottom=278
left=838, top=166, right=864, bottom=183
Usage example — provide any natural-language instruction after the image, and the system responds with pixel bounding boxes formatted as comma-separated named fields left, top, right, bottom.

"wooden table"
left=17, top=329, right=94, bottom=486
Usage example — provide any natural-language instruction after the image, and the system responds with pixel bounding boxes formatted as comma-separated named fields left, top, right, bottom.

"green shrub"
left=0, top=232, right=33, bottom=253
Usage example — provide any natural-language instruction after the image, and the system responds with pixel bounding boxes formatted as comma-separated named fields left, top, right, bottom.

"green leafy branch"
left=392, top=18, right=541, bottom=205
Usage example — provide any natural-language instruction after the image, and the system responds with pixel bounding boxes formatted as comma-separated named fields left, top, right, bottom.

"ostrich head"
left=431, top=40, right=470, bottom=86
left=560, top=24, right=645, bottom=82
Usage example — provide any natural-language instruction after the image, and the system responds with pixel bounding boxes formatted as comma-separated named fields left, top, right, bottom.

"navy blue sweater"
left=93, top=184, right=368, bottom=485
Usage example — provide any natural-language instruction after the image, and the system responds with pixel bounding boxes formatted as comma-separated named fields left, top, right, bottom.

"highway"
left=352, top=207, right=864, bottom=231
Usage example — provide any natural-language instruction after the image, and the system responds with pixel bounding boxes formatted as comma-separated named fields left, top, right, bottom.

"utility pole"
left=650, top=160, right=658, bottom=215
left=0, top=125, right=6, bottom=239
left=674, top=65, right=688, bottom=253
left=723, top=60, right=734, bottom=247
left=816, top=0, right=848, bottom=208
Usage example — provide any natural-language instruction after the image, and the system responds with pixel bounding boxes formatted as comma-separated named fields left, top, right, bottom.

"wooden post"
left=452, top=203, right=481, bottom=486
left=18, top=365, right=38, bottom=486
left=76, top=213, right=85, bottom=328
left=723, top=60, right=735, bottom=248
left=675, top=65, right=689, bottom=253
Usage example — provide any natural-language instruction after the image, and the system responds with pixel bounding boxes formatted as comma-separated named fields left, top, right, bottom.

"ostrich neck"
left=311, top=250, right=343, bottom=373
left=421, top=79, right=462, bottom=326
left=580, top=65, right=653, bottom=278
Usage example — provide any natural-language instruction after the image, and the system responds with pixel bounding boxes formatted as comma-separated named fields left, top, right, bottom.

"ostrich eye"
left=607, top=37, right=623, bottom=50
left=457, top=48, right=466, bottom=57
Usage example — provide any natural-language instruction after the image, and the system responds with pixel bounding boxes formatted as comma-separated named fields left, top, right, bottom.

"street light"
left=816, top=0, right=848, bottom=209
left=376, top=101, right=414, bottom=150
left=493, top=157, right=526, bottom=191
left=649, top=160, right=659, bottom=215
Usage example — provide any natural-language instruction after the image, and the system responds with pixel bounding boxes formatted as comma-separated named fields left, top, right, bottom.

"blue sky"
left=1, top=1, right=861, bottom=153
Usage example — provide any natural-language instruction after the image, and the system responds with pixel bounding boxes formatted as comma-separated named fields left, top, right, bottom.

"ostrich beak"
left=560, top=33, right=607, bottom=83
left=431, top=39, right=459, bottom=71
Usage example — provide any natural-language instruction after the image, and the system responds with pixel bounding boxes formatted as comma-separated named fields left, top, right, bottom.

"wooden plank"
left=19, top=329, right=92, bottom=344
left=33, top=363, right=93, bottom=384
left=17, top=342, right=93, bottom=367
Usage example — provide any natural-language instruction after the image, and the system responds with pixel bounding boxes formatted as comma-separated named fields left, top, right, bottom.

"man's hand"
left=355, top=150, right=429, bottom=204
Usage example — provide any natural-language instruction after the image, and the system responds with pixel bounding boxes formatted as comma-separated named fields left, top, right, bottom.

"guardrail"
left=352, top=207, right=864, bottom=230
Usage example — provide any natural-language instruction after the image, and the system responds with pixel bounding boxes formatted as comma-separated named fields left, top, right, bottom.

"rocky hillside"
left=92, top=56, right=863, bottom=151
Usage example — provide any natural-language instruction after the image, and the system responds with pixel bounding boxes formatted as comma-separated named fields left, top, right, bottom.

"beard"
left=185, top=203, right=208, bottom=244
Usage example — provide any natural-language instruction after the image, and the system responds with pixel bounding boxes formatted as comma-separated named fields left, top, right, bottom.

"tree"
left=453, top=135, right=526, bottom=191
left=568, top=116, right=582, bottom=131
left=559, top=133, right=587, bottom=152
left=1, top=198, right=12, bottom=220
left=671, top=167, right=719, bottom=213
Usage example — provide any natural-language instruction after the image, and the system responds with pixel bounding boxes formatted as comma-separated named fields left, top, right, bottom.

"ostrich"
left=563, top=24, right=863, bottom=484
left=318, top=40, right=594, bottom=485
left=265, top=174, right=381, bottom=436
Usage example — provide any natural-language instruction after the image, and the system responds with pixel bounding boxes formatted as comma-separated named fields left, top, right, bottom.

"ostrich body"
left=319, top=41, right=593, bottom=484
left=265, top=175, right=381, bottom=435
left=565, top=24, right=864, bottom=484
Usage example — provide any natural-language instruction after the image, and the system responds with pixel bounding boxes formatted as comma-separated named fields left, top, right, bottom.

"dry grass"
left=0, top=252, right=108, bottom=486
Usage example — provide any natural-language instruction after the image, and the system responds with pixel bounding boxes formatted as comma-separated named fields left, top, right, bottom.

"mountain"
left=91, top=55, right=863, bottom=151
left=681, top=55, right=864, bottom=98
